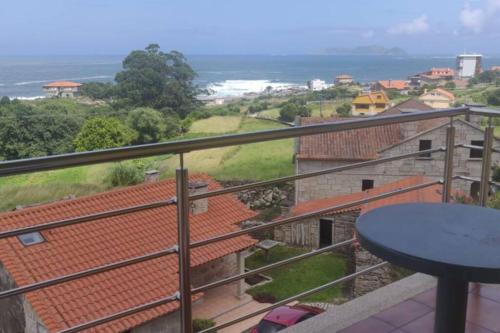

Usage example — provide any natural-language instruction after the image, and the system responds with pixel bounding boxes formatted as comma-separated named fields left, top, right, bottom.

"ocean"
left=1, top=55, right=500, bottom=99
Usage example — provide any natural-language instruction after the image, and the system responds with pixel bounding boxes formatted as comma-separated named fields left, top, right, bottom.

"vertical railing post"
left=442, top=118, right=455, bottom=203
left=480, top=118, right=494, bottom=207
left=176, top=159, right=193, bottom=333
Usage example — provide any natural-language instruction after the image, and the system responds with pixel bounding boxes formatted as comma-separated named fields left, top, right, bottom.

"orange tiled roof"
left=377, top=80, right=409, bottom=90
left=290, top=175, right=442, bottom=217
left=428, top=68, right=455, bottom=77
left=43, top=81, right=82, bottom=88
left=377, top=99, right=448, bottom=132
left=296, top=116, right=401, bottom=161
left=352, top=91, right=390, bottom=105
left=421, top=87, right=455, bottom=101
left=0, top=175, right=257, bottom=332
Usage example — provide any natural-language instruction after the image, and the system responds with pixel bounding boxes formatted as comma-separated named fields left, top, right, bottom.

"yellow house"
left=418, top=88, right=456, bottom=109
left=351, top=91, right=390, bottom=116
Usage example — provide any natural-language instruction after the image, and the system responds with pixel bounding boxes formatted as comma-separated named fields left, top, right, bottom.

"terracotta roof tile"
left=43, top=81, right=82, bottom=88
left=297, top=117, right=402, bottom=161
left=0, top=175, right=257, bottom=332
left=290, top=176, right=442, bottom=217
left=377, top=80, right=409, bottom=90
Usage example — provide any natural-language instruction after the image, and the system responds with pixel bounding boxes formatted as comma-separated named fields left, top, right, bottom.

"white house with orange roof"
left=42, top=81, right=82, bottom=98
left=418, top=88, right=456, bottom=109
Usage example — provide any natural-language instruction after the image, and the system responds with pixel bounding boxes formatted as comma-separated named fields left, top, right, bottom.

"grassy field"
left=0, top=116, right=293, bottom=211
left=188, top=116, right=242, bottom=134
left=163, top=117, right=294, bottom=180
left=246, top=245, right=346, bottom=303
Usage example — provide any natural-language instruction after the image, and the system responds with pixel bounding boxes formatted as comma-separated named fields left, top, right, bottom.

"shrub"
left=193, top=319, right=216, bottom=332
left=279, top=102, right=311, bottom=122
left=74, top=117, right=136, bottom=152
left=252, top=292, right=277, bottom=304
left=336, top=103, right=351, bottom=116
left=127, top=108, right=166, bottom=144
left=107, top=163, right=143, bottom=187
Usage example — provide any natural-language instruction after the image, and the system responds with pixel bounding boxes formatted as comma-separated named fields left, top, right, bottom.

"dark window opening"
left=419, top=140, right=432, bottom=158
left=319, top=219, right=333, bottom=248
left=470, top=182, right=481, bottom=200
left=362, top=179, right=374, bottom=191
left=470, top=140, right=484, bottom=158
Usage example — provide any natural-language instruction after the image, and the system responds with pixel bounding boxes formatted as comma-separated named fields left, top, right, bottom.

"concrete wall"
left=296, top=120, right=500, bottom=202
left=0, top=262, right=47, bottom=333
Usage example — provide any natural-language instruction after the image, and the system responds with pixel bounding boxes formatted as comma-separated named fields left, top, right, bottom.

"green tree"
left=0, top=96, right=10, bottom=106
left=115, top=44, right=200, bottom=117
left=486, top=89, right=500, bottom=106
left=444, top=81, right=456, bottom=90
left=336, top=103, right=351, bottom=116
left=74, top=117, right=136, bottom=152
left=279, top=101, right=311, bottom=122
left=0, top=103, right=81, bottom=160
left=80, top=82, right=115, bottom=100
left=127, top=107, right=166, bottom=144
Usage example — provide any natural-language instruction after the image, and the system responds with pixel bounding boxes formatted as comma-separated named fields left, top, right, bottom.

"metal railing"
left=0, top=106, right=498, bottom=333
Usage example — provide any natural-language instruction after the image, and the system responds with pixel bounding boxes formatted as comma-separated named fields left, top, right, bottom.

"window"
left=419, top=140, right=432, bottom=158
left=362, top=179, right=374, bottom=191
left=17, top=232, right=45, bottom=246
left=470, top=140, right=484, bottom=158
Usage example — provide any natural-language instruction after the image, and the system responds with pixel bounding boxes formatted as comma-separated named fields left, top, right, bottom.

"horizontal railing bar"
left=0, top=246, right=178, bottom=300
left=469, top=107, right=500, bottom=117
left=191, top=180, right=441, bottom=249
left=58, top=293, right=179, bottom=333
left=0, top=108, right=467, bottom=177
left=199, top=262, right=388, bottom=333
left=457, top=144, right=484, bottom=151
left=190, top=147, right=446, bottom=200
left=454, top=175, right=500, bottom=187
left=192, top=238, right=355, bottom=294
left=0, top=198, right=176, bottom=240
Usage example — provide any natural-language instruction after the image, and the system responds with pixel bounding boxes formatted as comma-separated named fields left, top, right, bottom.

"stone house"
left=42, top=81, right=82, bottom=98
left=275, top=176, right=442, bottom=296
left=0, top=175, right=256, bottom=333
left=295, top=99, right=500, bottom=203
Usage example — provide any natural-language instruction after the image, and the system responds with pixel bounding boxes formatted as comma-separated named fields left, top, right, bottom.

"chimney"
left=144, top=170, right=160, bottom=183
left=188, top=181, right=209, bottom=215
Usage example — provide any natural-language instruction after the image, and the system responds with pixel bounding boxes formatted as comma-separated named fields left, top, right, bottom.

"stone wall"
left=0, top=262, right=47, bottom=333
left=274, top=211, right=359, bottom=249
left=191, top=253, right=240, bottom=288
left=220, top=181, right=294, bottom=210
left=296, top=120, right=500, bottom=202
left=353, top=249, right=393, bottom=297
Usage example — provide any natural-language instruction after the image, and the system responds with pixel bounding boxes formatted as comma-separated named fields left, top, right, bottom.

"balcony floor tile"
left=338, top=284, right=500, bottom=333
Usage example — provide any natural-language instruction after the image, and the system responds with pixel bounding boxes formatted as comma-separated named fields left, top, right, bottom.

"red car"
left=251, top=305, right=324, bottom=333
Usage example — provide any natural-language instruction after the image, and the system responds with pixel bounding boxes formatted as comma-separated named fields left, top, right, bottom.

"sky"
left=1, top=0, right=500, bottom=55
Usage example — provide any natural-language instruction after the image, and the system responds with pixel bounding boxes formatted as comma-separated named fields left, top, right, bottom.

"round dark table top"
left=356, top=203, right=500, bottom=283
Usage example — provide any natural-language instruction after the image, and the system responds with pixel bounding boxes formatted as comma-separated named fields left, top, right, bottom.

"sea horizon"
left=2, top=54, right=500, bottom=99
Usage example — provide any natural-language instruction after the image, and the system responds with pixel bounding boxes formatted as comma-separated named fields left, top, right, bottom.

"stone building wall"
left=273, top=211, right=359, bottom=249
left=296, top=120, right=500, bottom=202
left=191, top=253, right=240, bottom=288
left=0, top=262, right=47, bottom=333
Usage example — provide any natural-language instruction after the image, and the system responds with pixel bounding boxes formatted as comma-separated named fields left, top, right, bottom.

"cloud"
left=459, top=4, right=485, bottom=33
left=362, top=30, right=374, bottom=39
left=459, top=0, right=500, bottom=33
left=387, top=15, right=430, bottom=35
